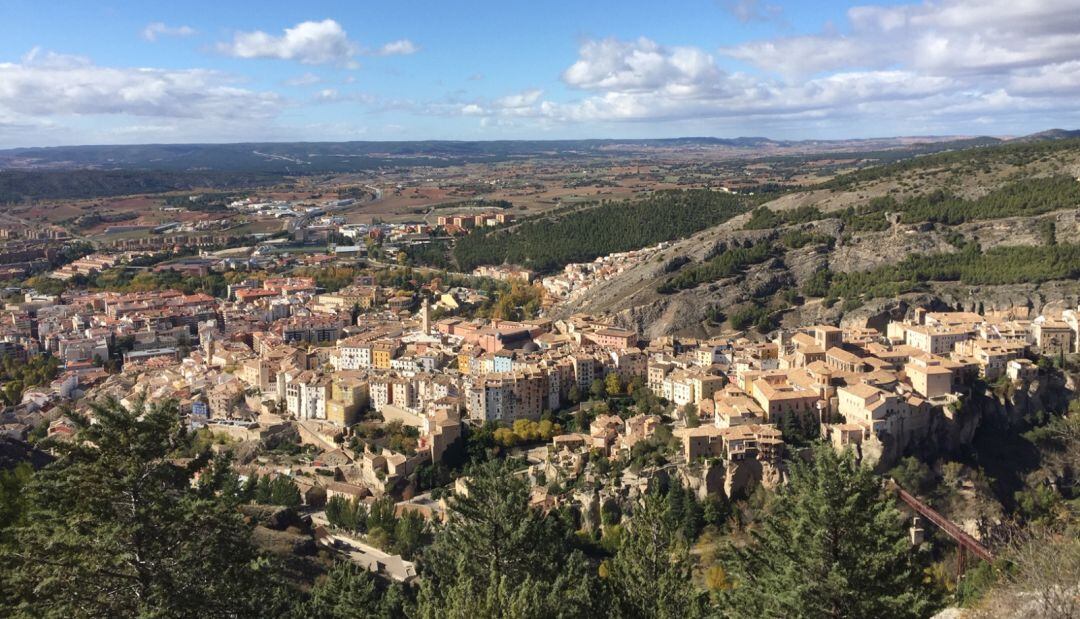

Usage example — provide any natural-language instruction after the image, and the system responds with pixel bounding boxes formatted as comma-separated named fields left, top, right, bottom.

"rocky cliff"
left=554, top=141, right=1080, bottom=338
left=556, top=203, right=1080, bottom=339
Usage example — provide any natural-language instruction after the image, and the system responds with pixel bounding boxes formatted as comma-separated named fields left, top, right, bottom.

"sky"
left=2, top=0, right=1080, bottom=147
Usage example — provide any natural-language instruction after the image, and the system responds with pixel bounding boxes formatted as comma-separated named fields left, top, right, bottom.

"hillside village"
left=2, top=247, right=1077, bottom=581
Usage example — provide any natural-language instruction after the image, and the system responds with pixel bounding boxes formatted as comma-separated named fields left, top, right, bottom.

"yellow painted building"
left=326, top=376, right=369, bottom=426
left=371, top=341, right=398, bottom=369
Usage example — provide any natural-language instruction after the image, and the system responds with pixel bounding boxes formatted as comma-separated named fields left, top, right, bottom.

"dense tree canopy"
left=813, top=242, right=1080, bottom=301
left=302, top=561, right=412, bottom=619
left=417, top=459, right=602, bottom=618
left=606, top=491, right=706, bottom=618
left=0, top=397, right=291, bottom=618
left=454, top=189, right=748, bottom=273
left=0, top=353, right=61, bottom=406
left=720, top=446, right=939, bottom=619
left=747, top=174, right=1080, bottom=233
left=743, top=205, right=825, bottom=230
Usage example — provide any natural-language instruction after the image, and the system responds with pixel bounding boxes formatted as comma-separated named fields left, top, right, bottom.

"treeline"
left=401, top=241, right=452, bottom=270
left=0, top=169, right=281, bottom=204
left=807, top=243, right=1080, bottom=301
left=823, top=137, right=1080, bottom=190
left=325, top=495, right=427, bottom=559
left=71, top=269, right=244, bottom=298
left=747, top=175, right=1080, bottom=233
left=431, top=198, right=511, bottom=210
left=779, top=229, right=834, bottom=250
left=453, top=189, right=747, bottom=273
left=291, top=266, right=363, bottom=293
left=657, top=241, right=774, bottom=293
left=900, top=176, right=1080, bottom=224
left=846, top=175, right=1080, bottom=230
left=727, top=301, right=785, bottom=334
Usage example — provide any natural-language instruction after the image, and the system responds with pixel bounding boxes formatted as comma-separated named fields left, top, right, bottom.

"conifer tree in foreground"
left=721, top=445, right=940, bottom=619
left=417, top=459, right=602, bottom=619
left=606, top=489, right=706, bottom=618
left=1, top=397, right=290, bottom=618
left=304, top=561, right=412, bottom=619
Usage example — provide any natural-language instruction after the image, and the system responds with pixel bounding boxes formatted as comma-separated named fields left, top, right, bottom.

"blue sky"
left=2, top=0, right=1080, bottom=146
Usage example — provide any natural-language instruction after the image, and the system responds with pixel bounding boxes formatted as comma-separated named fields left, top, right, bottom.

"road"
left=364, top=185, right=383, bottom=202
left=288, top=185, right=383, bottom=234
left=308, top=513, right=418, bottom=582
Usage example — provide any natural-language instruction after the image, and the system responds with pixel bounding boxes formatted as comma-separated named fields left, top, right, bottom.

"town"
left=4, top=4, right=1080, bottom=612
left=2, top=234, right=1076, bottom=583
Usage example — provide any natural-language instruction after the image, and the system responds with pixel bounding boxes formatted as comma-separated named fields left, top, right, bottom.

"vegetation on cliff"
left=657, top=241, right=775, bottom=294
left=807, top=242, right=1080, bottom=302
left=0, top=399, right=961, bottom=617
left=747, top=175, right=1080, bottom=234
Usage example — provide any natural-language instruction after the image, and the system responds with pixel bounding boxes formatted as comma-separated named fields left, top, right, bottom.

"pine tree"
left=417, top=459, right=601, bottom=618
left=0, top=461, right=32, bottom=532
left=0, top=396, right=290, bottom=617
left=254, top=473, right=274, bottom=504
left=326, top=494, right=346, bottom=527
left=720, top=445, right=940, bottom=618
left=269, top=476, right=302, bottom=506
left=607, top=490, right=705, bottom=618
left=304, top=561, right=411, bottom=618
left=393, top=510, right=427, bottom=559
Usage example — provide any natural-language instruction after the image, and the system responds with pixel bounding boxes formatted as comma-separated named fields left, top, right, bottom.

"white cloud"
left=465, top=1, right=1080, bottom=133
left=541, top=69, right=949, bottom=124
left=1008, top=61, right=1080, bottom=97
left=723, top=36, right=872, bottom=77
left=495, top=89, right=542, bottom=109
left=563, top=37, right=720, bottom=93
left=284, top=72, right=321, bottom=87
left=449, top=89, right=545, bottom=118
left=375, top=39, right=419, bottom=56
left=141, top=22, right=196, bottom=42
left=727, top=0, right=1080, bottom=78
left=0, top=49, right=282, bottom=121
left=218, top=19, right=359, bottom=66
left=217, top=20, right=417, bottom=65
left=722, top=0, right=783, bottom=23
left=307, top=89, right=403, bottom=111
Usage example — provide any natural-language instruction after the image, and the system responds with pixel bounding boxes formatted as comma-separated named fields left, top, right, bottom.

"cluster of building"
left=541, top=242, right=670, bottom=301
left=4, top=241, right=1079, bottom=531
left=471, top=264, right=536, bottom=283
left=673, top=307, right=1072, bottom=471
left=435, top=211, right=513, bottom=235
left=47, top=252, right=165, bottom=280
left=0, top=240, right=61, bottom=280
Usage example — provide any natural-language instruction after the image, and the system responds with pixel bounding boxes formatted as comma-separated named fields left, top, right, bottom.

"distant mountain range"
left=0, top=133, right=1035, bottom=174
